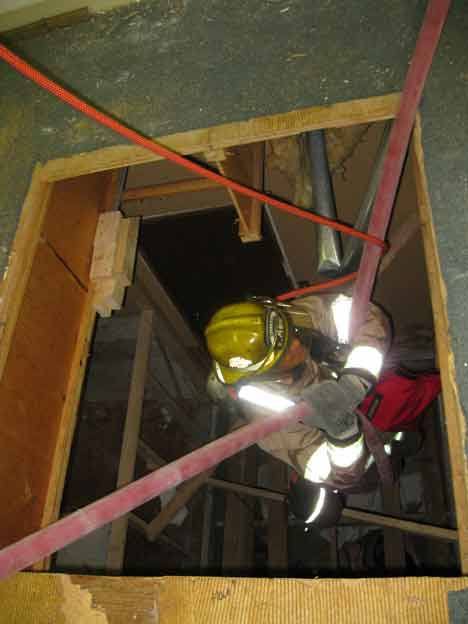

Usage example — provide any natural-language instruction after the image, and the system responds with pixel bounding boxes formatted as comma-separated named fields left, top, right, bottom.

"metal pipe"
left=0, top=402, right=312, bottom=579
left=307, top=129, right=343, bottom=275
left=350, top=0, right=451, bottom=339
left=265, top=204, right=299, bottom=288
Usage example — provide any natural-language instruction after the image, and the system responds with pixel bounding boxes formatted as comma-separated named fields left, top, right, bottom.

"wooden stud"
left=128, top=514, right=189, bottom=556
left=203, top=148, right=228, bottom=163
left=420, top=406, right=454, bottom=568
left=113, top=217, right=140, bottom=287
left=128, top=252, right=209, bottom=396
left=137, top=438, right=286, bottom=502
left=123, top=187, right=230, bottom=220
left=381, top=462, right=406, bottom=570
left=216, top=142, right=264, bottom=242
left=267, top=458, right=289, bottom=572
left=106, top=309, right=154, bottom=573
left=209, top=477, right=285, bottom=502
left=342, top=507, right=458, bottom=542
left=90, top=211, right=122, bottom=282
left=122, top=178, right=220, bottom=201
left=222, top=446, right=256, bottom=572
left=146, top=470, right=213, bottom=542
left=91, top=213, right=139, bottom=316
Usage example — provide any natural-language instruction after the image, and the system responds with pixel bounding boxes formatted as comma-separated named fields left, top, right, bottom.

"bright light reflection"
left=305, top=487, right=328, bottom=524
left=238, top=384, right=294, bottom=413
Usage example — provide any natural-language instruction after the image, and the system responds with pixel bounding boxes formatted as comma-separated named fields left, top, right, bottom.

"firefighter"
left=204, top=293, right=392, bottom=524
left=205, top=295, right=441, bottom=527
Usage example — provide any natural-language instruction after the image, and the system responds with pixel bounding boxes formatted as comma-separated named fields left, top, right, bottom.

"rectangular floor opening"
left=0, top=109, right=460, bottom=578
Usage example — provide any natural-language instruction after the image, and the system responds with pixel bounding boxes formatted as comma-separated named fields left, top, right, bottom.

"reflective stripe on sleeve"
left=327, top=435, right=364, bottom=468
left=344, top=345, right=383, bottom=378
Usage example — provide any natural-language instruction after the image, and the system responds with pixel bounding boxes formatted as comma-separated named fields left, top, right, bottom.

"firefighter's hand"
left=300, top=376, right=367, bottom=441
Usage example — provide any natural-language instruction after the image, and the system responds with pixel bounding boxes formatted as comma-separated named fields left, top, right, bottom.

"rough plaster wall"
left=0, top=1, right=467, bottom=439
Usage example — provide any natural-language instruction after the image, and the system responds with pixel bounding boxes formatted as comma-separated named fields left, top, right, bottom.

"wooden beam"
left=146, top=469, right=213, bottom=542
left=41, top=94, right=400, bottom=182
left=381, top=463, right=406, bottom=570
left=138, top=438, right=286, bottom=501
left=128, top=252, right=208, bottom=397
left=138, top=438, right=166, bottom=469
left=412, top=118, right=468, bottom=572
left=146, top=367, right=202, bottom=441
left=420, top=406, right=454, bottom=568
left=137, top=439, right=457, bottom=545
left=128, top=514, right=189, bottom=557
left=342, top=508, right=458, bottom=542
left=216, top=142, right=264, bottom=242
left=106, top=309, right=153, bottom=572
left=222, top=446, right=256, bottom=572
left=267, top=459, right=289, bottom=572
left=122, top=177, right=220, bottom=201
left=122, top=187, right=230, bottom=220
left=91, top=213, right=140, bottom=317
left=209, top=478, right=284, bottom=502
left=133, top=253, right=202, bottom=352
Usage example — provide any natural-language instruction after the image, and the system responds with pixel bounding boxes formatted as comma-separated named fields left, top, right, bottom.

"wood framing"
left=106, top=309, right=153, bottom=572
left=222, top=447, right=256, bottom=572
left=341, top=507, right=458, bottom=542
left=0, top=92, right=467, bottom=617
left=267, top=458, right=289, bottom=572
left=216, top=142, right=264, bottom=242
left=39, top=94, right=400, bottom=182
left=122, top=177, right=220, bottom=201
left=127, top=252, right=209, bottom=401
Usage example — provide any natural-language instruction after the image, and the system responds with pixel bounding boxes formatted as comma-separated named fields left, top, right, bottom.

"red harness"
left=359, top=370, right=441, bottom=432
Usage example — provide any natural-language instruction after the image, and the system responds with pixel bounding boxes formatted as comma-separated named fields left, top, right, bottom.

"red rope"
left=0, top=42, right=385, bottom=256
left=277, top=271, right=357, bottom=301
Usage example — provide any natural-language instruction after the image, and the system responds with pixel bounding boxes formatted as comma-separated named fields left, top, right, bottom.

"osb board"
left=1, top=573, right=468, bottom=623
left=42, top=171, right=114, bottom=287
left=0, top=242, right=87, bottom=548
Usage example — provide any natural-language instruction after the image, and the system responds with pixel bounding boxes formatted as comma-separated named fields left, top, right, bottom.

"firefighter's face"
left=275, top=338, right=307, bottom=375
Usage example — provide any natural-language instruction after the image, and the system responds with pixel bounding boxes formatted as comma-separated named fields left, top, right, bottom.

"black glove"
left=300, top=375, right=368, bottom=443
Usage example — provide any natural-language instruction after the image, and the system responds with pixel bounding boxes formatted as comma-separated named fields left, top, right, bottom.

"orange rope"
left=0, top=43, right=389, bottom=300
left=0, top=43, right=385, bottom=254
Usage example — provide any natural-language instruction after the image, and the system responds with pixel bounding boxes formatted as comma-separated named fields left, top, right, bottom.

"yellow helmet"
left=204, top=300, right=290, bottom=384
